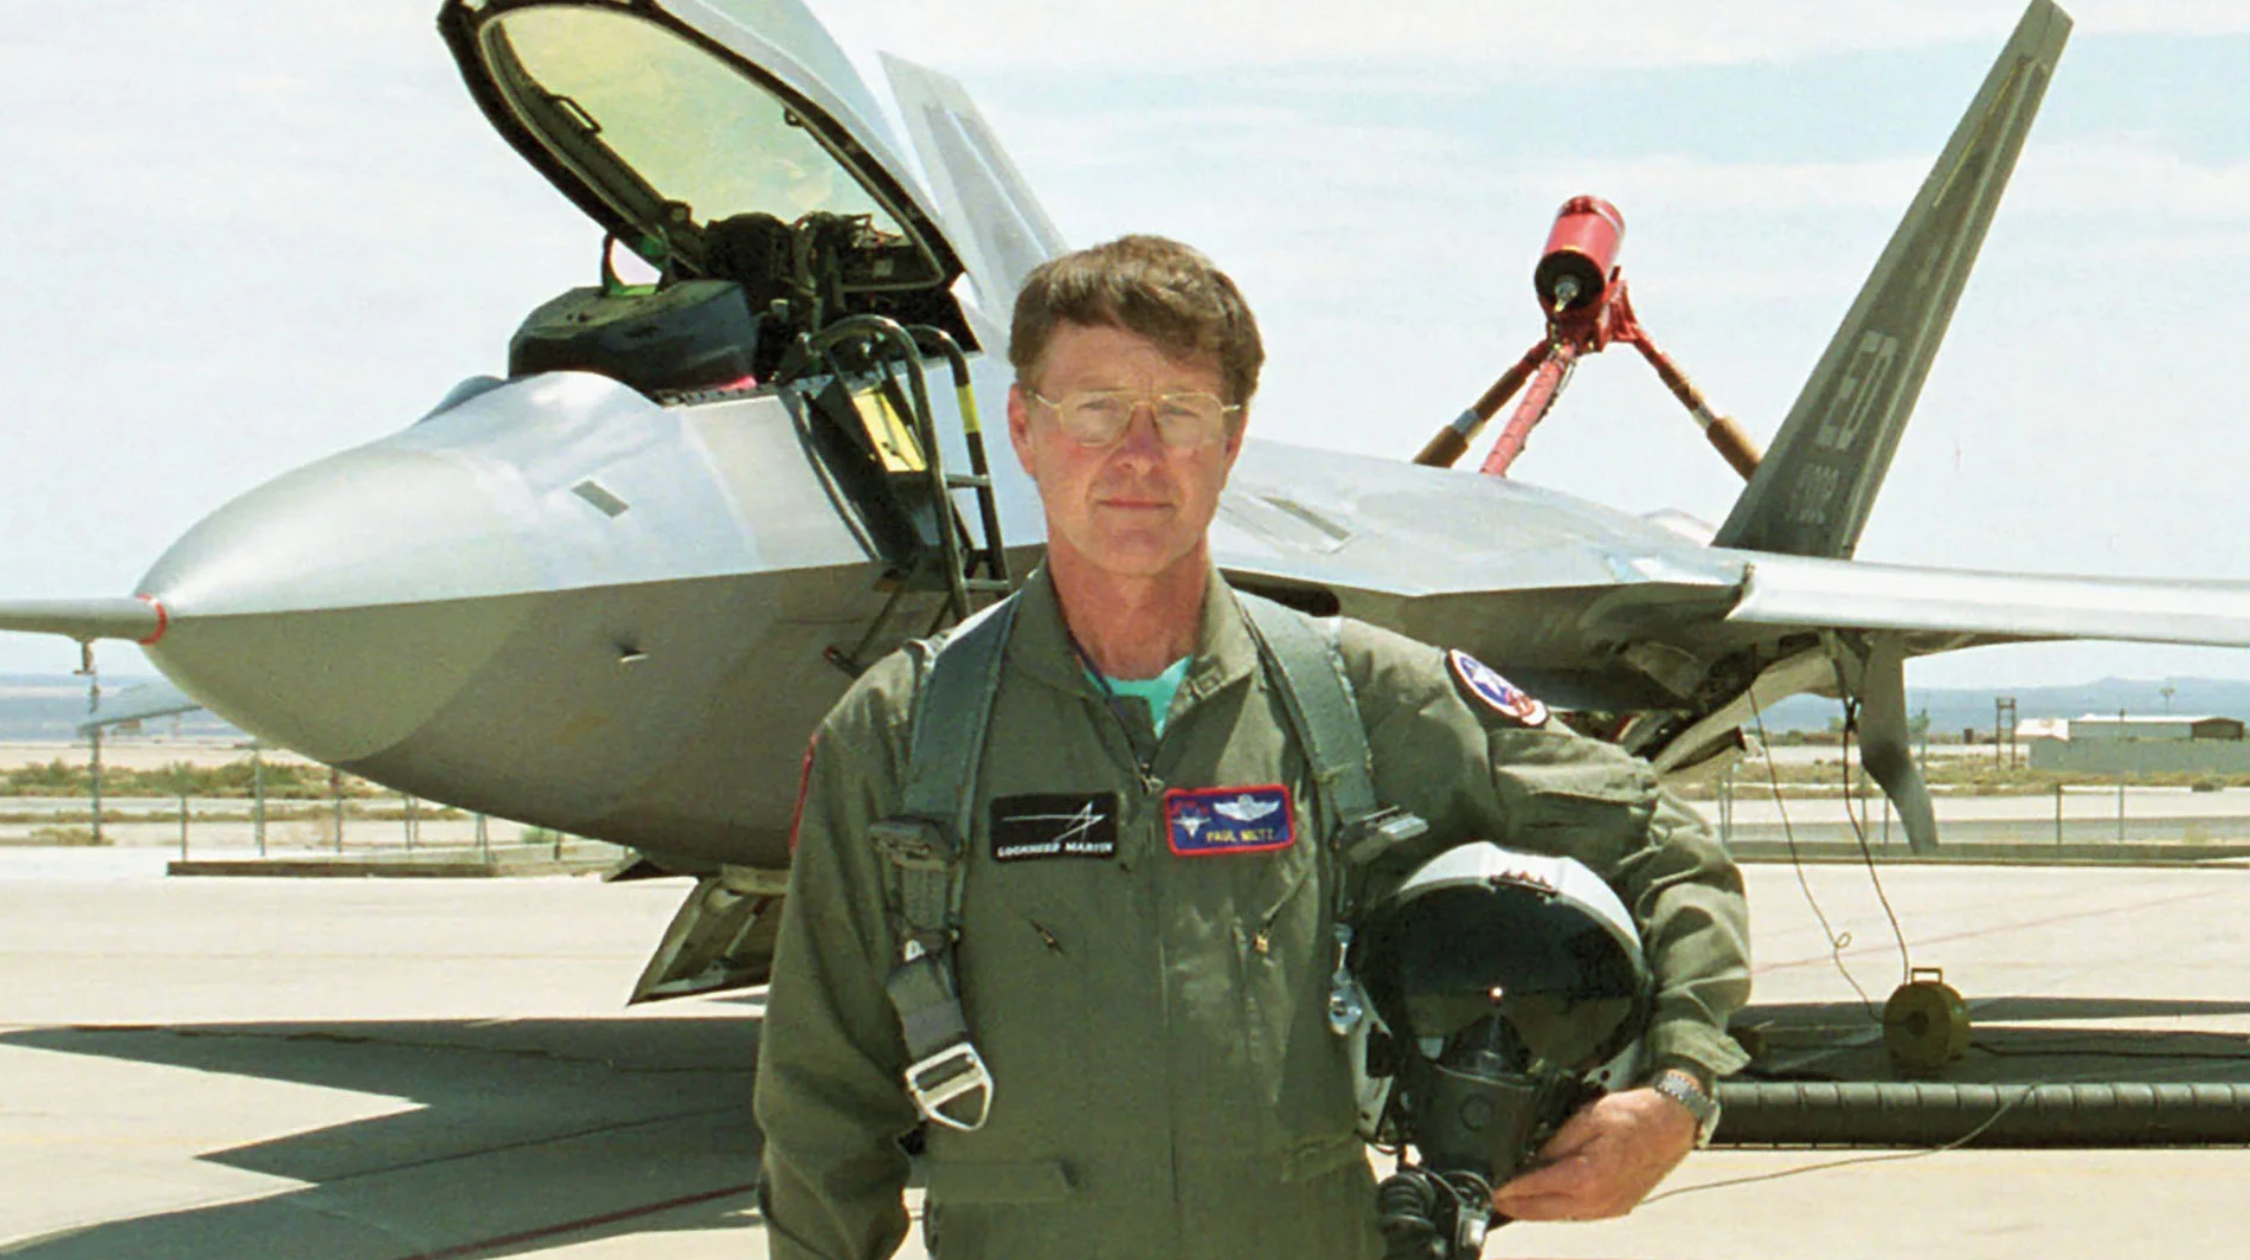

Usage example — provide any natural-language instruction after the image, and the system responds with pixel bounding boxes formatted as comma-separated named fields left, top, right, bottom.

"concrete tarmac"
left=4, top=851, right=2249, bottom=1259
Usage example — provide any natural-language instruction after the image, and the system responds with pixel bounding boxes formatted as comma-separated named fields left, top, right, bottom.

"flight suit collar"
left=1005, top=564, right=1262, bottom=717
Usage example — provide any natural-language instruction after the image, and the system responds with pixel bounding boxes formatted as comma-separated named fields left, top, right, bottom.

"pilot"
left=754, top=234, right=1750, bottom=1258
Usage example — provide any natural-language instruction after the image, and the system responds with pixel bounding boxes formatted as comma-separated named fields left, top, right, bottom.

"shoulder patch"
left=1447, top=649, right=1550, bottom=728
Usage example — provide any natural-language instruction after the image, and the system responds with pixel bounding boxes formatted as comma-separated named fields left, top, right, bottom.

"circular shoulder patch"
left=1446, top=649, right=1550, bottom=728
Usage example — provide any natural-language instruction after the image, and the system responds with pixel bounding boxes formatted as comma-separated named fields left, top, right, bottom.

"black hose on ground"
left=1715, top=1081, right=2250, bottom=1147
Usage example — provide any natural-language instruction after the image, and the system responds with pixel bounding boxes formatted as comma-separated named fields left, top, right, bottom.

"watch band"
left=1651, top=1067, right=1722, bottom=1147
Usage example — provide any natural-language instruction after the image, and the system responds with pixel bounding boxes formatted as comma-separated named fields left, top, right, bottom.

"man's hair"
left=1009, top=235, right=1264, bottom=409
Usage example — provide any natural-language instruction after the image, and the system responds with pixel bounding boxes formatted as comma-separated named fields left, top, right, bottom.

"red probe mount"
left=1413, top=196, right=1763, bottom=482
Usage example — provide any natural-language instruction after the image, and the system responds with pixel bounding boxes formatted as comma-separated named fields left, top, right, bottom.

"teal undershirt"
left=1090, top=657, right=1192, bottom=737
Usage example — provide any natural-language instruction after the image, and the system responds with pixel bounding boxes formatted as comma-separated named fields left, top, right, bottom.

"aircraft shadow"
left=1735, top=998, right=2250, bottom=1086
left=0, top=1013, right=769, bottom=1259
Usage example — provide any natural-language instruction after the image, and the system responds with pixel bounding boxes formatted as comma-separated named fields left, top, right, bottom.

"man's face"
left=1008, top=322, right=1244, bottom=584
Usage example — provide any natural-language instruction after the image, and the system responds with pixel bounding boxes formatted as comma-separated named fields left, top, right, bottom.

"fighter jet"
left=4, top=0, right=2245, bottom=999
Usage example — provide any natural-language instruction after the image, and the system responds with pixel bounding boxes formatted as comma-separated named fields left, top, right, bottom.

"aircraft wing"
left=78, top=679, right=205, bottom=735
left=1730, top=555, right=2250, bottom=649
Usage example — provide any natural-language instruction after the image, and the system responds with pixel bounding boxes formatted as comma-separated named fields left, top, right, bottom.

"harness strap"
left=1236, top=593, right=1427, bottom=1038
left=874, top=588, right=1430, bottom=1126
left=1236, top=594, right=1376, bottom=833
left=900, top=598, right=1017, bottom=850
left=1236, top=594, right=1428, bottom=868
left=874, top=596, right=1017, bottom=1131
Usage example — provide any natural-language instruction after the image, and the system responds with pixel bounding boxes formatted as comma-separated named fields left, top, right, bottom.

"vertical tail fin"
left=881, top=53, right=1068, bottom=330
left=1712, top=0, right=2071, bottom=558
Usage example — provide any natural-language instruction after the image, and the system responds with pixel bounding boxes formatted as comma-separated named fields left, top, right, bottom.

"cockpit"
left=442, top=0, right=975, bottom=391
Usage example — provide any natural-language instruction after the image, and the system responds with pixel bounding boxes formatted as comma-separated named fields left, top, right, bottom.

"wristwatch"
left=1650, top=1067, right=1722, bottom=1148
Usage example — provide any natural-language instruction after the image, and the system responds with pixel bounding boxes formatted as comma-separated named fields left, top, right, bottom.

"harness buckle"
left=1343, top=806, right=1429, bottom=866
left=905, top=1041, right=995, bottom=1131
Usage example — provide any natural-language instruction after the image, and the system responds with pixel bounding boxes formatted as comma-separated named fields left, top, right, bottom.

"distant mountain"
left=1758, top=677, right=2250, bottom=735
left=0, top=676, right=242, bottom=742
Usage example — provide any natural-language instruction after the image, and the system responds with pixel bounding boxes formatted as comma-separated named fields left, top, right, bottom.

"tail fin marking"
left=1713, top=0, right=2072, bottom=558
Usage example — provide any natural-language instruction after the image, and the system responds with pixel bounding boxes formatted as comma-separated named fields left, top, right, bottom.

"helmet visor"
left=1368, top=882, right=1646, bottom=1070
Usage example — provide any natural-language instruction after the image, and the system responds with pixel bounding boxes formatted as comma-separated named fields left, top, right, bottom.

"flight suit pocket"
left=1238, top=837, right=1359, bottom=1175
left=921, top=1159, right=1077, bottom=1260
left=1491, top=732, right=1657, bottom=870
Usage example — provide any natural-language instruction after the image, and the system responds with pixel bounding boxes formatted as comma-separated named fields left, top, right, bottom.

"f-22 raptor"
left=5, top=0, right=2245, bottom=999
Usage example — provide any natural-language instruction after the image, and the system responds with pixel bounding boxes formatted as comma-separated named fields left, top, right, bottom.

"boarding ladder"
left=795, top=316, right=1013, bottom=675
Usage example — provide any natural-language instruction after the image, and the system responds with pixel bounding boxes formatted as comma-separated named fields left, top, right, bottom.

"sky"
left=2, top=0, right=2247, bottom=696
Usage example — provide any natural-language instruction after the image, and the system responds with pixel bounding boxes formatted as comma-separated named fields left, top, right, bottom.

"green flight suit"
left=755, top=566, right=1751, bottom=1260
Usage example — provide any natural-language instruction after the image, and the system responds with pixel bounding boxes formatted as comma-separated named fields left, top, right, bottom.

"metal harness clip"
left=1326, top=922, right=1367, bottom=1036
left=1344, top=806, right=1429, bottom=866
left=905, top=1041, right=995, bottom=1131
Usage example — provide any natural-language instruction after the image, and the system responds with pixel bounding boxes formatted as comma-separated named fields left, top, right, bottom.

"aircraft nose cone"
left=137, top=442, right=541, bottom=764
left=143, top=444, right=546, bottom=616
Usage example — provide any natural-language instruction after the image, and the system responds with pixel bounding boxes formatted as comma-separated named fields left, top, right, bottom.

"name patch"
left=1447, top=649, right=1550, bottom=728
left=990, top=793, right=1119, bottom=862
left=1165, top=785, right=1295, bottom=856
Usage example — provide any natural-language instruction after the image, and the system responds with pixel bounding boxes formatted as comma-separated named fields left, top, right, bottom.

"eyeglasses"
left=1029, top=388, right=1241, bottom=449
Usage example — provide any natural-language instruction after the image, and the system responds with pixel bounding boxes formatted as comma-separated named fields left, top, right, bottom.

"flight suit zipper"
left=1068, top=646, right=1193, bottom=1247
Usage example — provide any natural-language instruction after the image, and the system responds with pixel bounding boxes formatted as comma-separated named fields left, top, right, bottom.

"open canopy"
left=439, top=0, right=964, bottom=296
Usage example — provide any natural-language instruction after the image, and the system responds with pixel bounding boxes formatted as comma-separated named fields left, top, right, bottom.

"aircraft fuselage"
left=131, top=353, right=1761, bottom=871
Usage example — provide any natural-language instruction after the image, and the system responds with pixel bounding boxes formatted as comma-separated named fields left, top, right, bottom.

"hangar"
left=2030, top=714, right=2250, bottom=774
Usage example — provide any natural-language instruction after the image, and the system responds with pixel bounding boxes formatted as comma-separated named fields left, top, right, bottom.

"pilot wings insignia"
left=1215, top=795, right=1281, bottom=823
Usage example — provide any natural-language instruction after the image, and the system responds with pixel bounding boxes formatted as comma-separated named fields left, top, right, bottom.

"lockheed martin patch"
left=1447, top=649, right=1550, bottom=728
left=990, top=793, right=1119, bottom=862
left=1165, top=785, right=1295, bottom=856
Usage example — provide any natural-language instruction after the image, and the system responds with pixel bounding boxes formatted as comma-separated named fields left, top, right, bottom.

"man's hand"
left=1488, top=1087, right=1696, bottom=1222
